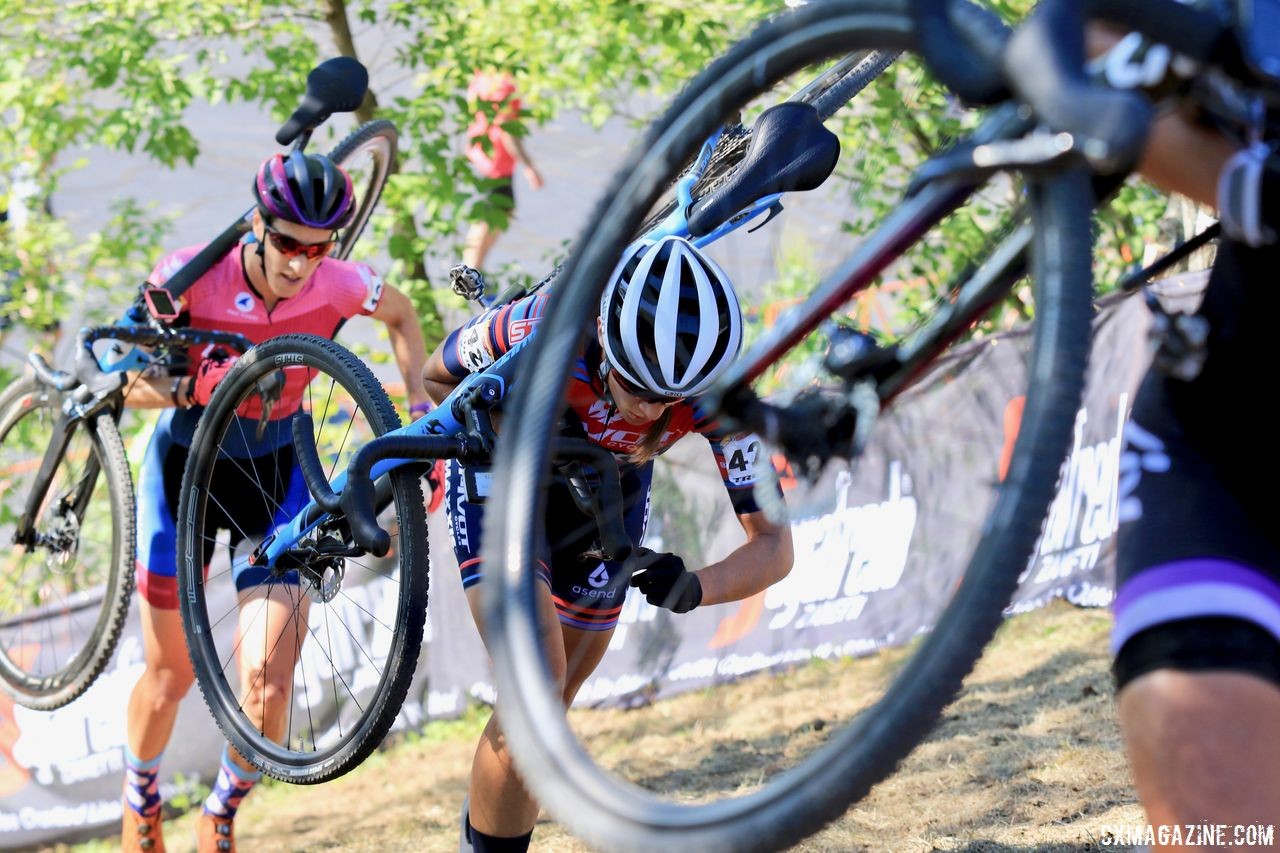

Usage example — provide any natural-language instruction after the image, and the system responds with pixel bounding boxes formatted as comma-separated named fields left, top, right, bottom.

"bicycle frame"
left=254, top=86, right=1039, bottom=570
left=252, top=28, right=1185, bottom=574
left=11, top=324, right=255, bottom=547
left=12, top=394, right=102, bottom=550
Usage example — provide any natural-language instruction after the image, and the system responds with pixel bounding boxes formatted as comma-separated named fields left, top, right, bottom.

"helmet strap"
left=255, top=233, right=269, bottom=277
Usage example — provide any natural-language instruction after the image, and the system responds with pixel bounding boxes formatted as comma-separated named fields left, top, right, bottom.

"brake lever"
left=254, top=369, right=286, bottom=441
left=906, top=131, right=1080, bottom=196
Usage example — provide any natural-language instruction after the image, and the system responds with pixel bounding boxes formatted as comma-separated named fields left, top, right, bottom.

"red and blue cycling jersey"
left=440, top=289, right=771, bottom=515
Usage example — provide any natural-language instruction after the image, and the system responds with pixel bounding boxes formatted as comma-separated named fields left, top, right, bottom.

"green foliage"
left=163, top=771, right=213, bottom=813
left=742, top=232, right=829, bottom=396
left=414, top=698, right=491, bottom=743
left=3, top=0, right=1180, bottom=363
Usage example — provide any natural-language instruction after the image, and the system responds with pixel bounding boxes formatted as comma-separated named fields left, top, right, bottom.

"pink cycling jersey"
left=147, top=243, right=385, bottom=419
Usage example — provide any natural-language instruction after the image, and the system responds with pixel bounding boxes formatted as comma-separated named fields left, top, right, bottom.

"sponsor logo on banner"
left=764, top=462, right=917, bottom=632
left=1022, top=395, right=1128, bottom=589
left=8, top=638, right=143, bottom=791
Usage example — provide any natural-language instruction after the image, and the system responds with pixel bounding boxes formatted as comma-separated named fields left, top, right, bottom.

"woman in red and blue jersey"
left=422, top=235, right=794, bottom=853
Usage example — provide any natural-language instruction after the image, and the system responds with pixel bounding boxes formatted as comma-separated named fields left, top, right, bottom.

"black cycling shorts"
left=445, top=458, right=652, bottom=631
left=1113, top=237, right=1280, bottom=686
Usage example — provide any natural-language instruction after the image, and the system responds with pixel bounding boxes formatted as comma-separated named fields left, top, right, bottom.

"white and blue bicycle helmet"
left=599, top=235, right=743, bottom=399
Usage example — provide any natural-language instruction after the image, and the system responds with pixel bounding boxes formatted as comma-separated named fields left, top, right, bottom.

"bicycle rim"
left=327, top=119, right=398, bottom=261
left=0, top=378, right=135, bottom=710
left=483, top=1, right=1095, bottom=850
left=176, top=334, right=428, bottom=783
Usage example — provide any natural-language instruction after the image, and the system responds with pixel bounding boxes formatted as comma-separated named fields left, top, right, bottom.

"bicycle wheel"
left=176, top=334, right=428, bottom=783
left=327, top=119, right=397, bottom=261
left=483, top=1, right=1095, bottom=850
left=0, top=377, right=134, bottom=710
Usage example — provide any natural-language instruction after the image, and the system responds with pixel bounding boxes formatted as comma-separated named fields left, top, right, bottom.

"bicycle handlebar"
left=1003, top=0, right=1154, bottom=173
left=553, top=439, right=634, bottom=563
left=910, top=0, right=1010, bottom=105
left=1083, top=0, right=1233, bottom=66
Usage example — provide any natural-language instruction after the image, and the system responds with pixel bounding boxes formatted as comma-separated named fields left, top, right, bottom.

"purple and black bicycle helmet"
left=253, top=150, right=355, bottom=229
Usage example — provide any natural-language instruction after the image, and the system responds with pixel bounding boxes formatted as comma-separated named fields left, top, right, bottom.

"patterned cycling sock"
left=124, top=746, right=164, bottom=817
left=201, top=746, right=261, bottom=821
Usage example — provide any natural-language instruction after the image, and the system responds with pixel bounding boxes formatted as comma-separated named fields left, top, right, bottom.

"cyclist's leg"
left=450, top=461, right=635, bottom=842
left=449, top=459, right=560, bottom=839
left=1119, top=672, right=1280, bottom=830
left=127, top=428, right=206, bottom=763
left=463, top=589, right=619, bottom=842
left=232, top=583, right=311, bottom=752
left=224, top=447, right=311, bottom=771
left=124, top=425, right=212, bottom=849
left=1114, top=249, right=1280, bottom=831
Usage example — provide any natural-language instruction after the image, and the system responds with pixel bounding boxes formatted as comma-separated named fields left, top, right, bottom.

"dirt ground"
left=60, top=600, right=1147, bottom=852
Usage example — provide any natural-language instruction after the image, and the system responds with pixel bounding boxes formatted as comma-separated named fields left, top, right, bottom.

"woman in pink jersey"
left=462, top=70, right=545, bottom=272
left=118, top=151, right=432, bottom=853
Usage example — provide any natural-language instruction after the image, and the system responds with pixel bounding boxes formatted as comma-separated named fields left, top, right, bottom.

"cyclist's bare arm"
left=122, top=369, right=191, bottom=410
left=421, top=340, right=460, bottom=406
left=368, top=281, right=432, bottom=410
left=694, top=509, right=794, bottom=607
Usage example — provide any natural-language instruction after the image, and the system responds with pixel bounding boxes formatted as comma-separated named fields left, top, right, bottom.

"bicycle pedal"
left=449, top=264, right=487, bottom=302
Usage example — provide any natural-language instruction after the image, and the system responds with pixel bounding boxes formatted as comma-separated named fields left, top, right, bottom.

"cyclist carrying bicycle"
left=1092, top=15, right=1280, bottom=835
left=119, top=150, right=432, bottom=853
left=421, top=235, right=795, bottom=853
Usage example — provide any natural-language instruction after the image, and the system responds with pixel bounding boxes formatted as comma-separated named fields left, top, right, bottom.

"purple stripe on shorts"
left=1112, top=559, right=1280, bottom=653
left=557, top=612, right=618, bottom=632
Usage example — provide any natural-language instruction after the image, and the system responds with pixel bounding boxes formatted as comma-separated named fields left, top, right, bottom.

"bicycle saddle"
left=687, top=102, right=840, bottom=237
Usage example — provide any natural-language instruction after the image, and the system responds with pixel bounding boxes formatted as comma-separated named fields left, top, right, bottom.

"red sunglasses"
left=264, top=222, right=336, bottom=260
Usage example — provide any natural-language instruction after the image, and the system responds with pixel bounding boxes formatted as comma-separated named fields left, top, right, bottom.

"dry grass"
left=60, top=600, right=1144, bottom=853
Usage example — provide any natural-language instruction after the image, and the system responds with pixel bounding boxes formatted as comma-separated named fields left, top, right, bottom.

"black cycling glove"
left=626, top=547, right=703, bottom=613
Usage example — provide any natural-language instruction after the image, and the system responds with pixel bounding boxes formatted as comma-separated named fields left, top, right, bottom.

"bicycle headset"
left=599, top=235, right=743, bottom=399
